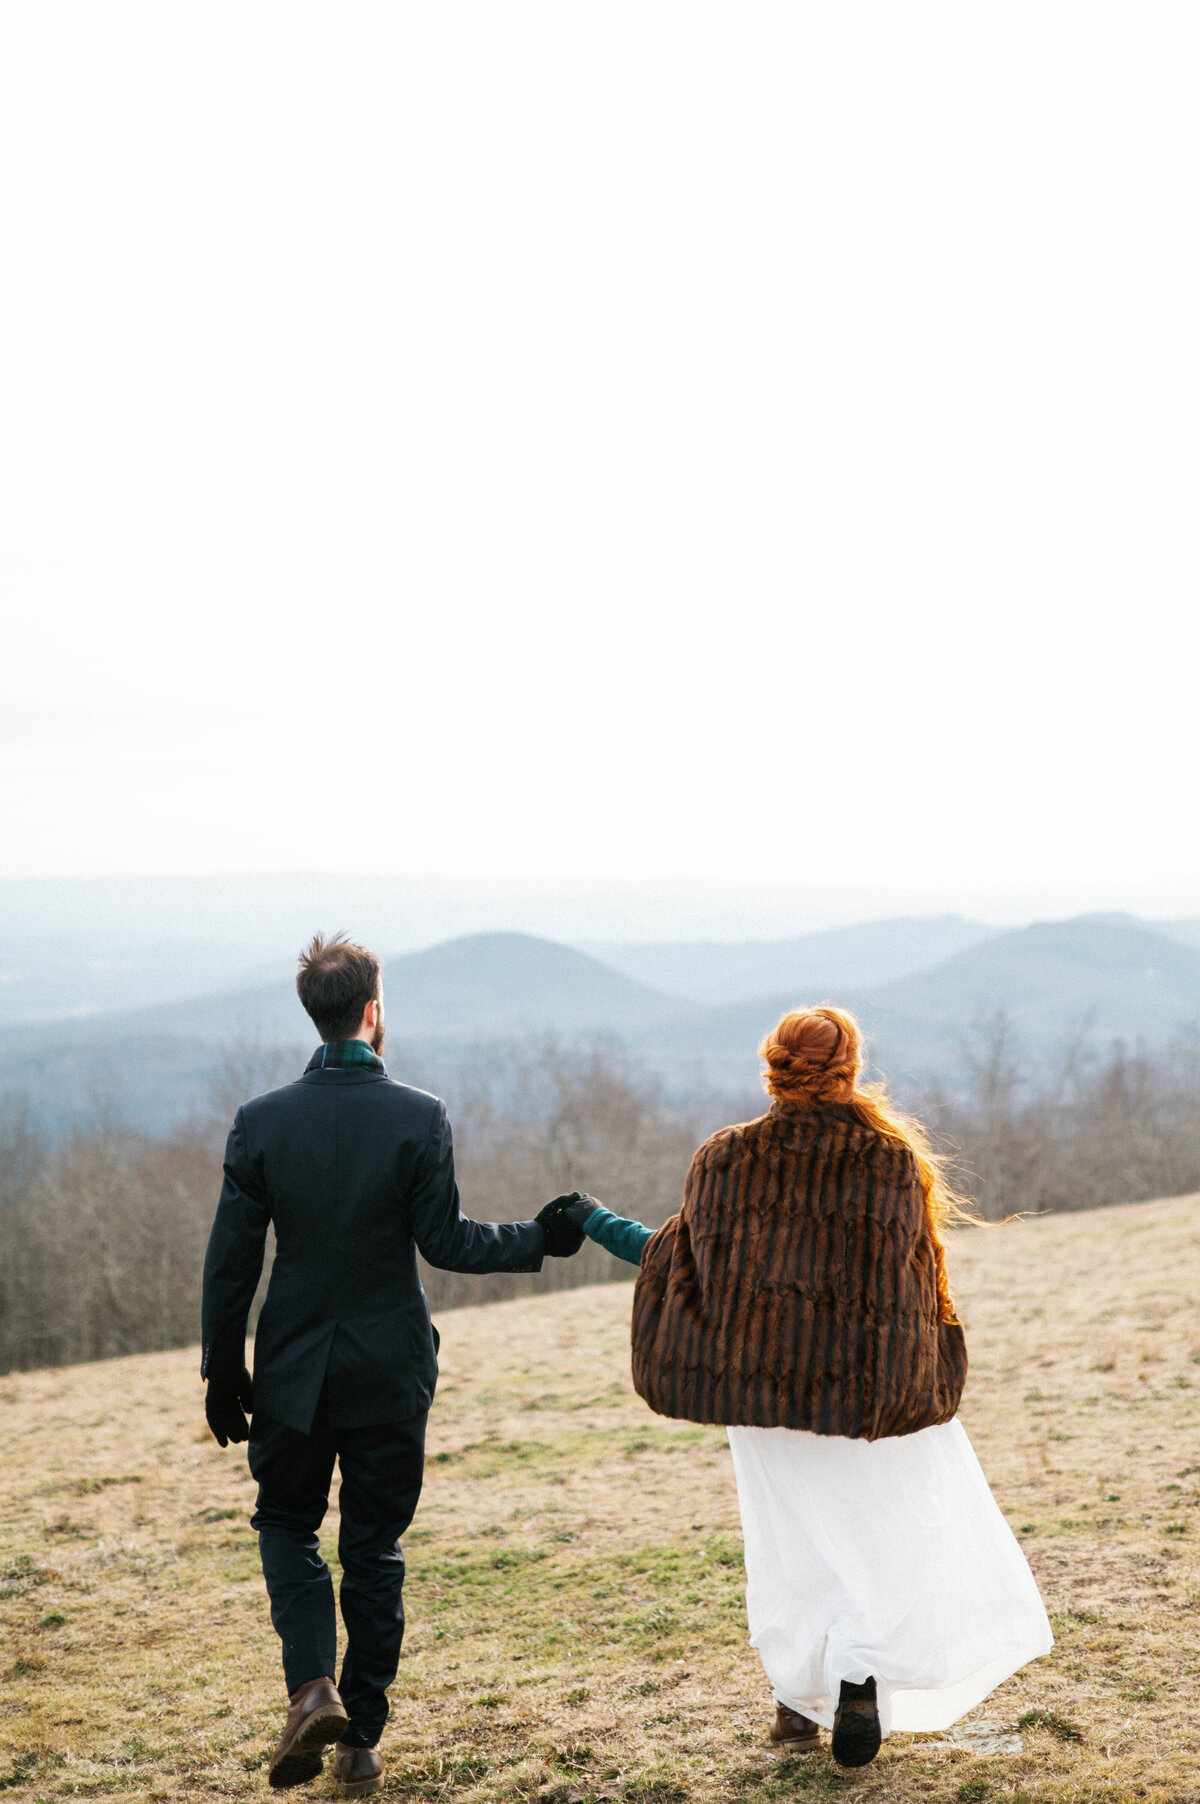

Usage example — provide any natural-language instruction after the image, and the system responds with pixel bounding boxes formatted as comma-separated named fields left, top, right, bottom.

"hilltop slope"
left=3, top=1193, right=1200, bottom=1802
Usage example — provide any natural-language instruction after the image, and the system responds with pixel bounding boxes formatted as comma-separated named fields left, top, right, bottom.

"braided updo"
left=756, top=1002, right=978, bottom=1324
left=759, top=1005, right=863, bottom=1106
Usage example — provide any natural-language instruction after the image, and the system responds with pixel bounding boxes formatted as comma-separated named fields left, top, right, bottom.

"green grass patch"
left=1017, top=1708, right=1085, bottom=1742
left=407, top=1537, right=745, bottom=1668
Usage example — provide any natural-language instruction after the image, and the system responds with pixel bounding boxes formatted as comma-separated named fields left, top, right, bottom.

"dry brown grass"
left=3, top=1194, right=1200, bottom=1803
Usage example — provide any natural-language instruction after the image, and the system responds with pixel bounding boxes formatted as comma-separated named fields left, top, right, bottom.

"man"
left=201, top=934, right=582, bottom=1795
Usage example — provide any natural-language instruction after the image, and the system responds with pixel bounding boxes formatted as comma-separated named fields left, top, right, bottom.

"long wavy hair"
left=758, top=1004, right=975, bottom=1323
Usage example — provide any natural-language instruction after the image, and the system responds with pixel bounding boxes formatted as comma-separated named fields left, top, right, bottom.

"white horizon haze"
left=4, top=869, right=1200, bottom=955
left=2, top=4, right=1198, bottom=896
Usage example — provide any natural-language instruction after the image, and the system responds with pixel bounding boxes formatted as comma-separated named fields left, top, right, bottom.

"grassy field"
left=3, top=1194, right=1200, bottom=1803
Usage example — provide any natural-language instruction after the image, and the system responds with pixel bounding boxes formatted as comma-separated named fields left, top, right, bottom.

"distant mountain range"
left=0, top=934, right=679, bottom=1130
left=584, top=916, right=998, bottom=1003
left=0, top=873, right=1087, bottom=1027
left=6, top=872, right=1200, bottom=1031
left=849, top=915, right=1200, bottom=1073
left=631, top=914, right=1200, bottom=1094
left=4, top=934, right=675, bottom=1047
left=4, top=913, right=1200, bottom=1131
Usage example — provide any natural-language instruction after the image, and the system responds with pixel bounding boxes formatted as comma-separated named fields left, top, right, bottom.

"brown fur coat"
left=630, top=1102, right=967, bottom=1438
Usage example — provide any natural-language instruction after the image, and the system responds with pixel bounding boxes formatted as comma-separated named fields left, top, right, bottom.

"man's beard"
left=371, top=1009, right=386, bottom=1056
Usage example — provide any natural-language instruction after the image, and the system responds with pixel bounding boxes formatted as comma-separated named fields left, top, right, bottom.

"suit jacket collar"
left=299, top=1067, right=389, bottom=1086
left=305, top=1040, right=387, bottom=1075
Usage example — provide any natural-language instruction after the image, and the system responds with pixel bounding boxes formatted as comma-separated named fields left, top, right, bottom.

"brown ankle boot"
left=267, top=1677, right=350, bottom=1790
left=333, top=1742, right=384, bottom=1796
left=769, top=1702, right=820, bottom=1749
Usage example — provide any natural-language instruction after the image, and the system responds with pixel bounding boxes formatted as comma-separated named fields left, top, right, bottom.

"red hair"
left=759, top=1005, right=974, bottom=1323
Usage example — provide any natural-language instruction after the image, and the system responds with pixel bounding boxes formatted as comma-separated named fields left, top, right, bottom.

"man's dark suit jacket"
left=201, top=1065, right=545, bottom=1434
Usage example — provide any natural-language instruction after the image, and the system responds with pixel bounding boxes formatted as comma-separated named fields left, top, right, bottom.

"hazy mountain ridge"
left=0, top=934, right=683, bottom=1128
left=584, top=916, right=999, bottom=1004
left=0, top=934, right=679, bottom=1050
left=4, top=871, right=1200, bottom=1031
left=862, top=915, right=1200, bottom=1046
left=5, top=913, right=1200, bottom=1133
left=627, top=914, right=1200, bottom=1096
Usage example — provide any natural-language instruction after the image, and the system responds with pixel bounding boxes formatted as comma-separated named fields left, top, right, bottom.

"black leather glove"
left=536, top=1194, right=586, bottom=1257
left=562, top=1193, right=601, bottom=1228
left=205, top=1366, right=254, bottom=1447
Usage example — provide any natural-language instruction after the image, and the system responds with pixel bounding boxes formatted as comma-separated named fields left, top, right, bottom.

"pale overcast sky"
left=1, top=4, right=1197, bottom=894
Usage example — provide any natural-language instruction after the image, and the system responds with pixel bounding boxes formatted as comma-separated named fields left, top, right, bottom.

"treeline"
left=935, top=1016, right=1200, bottom=1222
left=0, top=1107, right=216, bottom=1373
left=2, top=1030, right=1199, bottom=1372
left=421, top=1039, right=721, bottom=1308
left=0, top=1040, right=735, bottom=1374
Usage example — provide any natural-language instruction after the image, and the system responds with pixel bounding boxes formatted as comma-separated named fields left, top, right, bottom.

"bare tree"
left=8, top=1023, right=1199, bottom=1376
left=942, top=1027, right=1200, bottom=1221
left=193, top=1035, right=309, bottom=1154
left=416, top=1037, right=701, bottom=1310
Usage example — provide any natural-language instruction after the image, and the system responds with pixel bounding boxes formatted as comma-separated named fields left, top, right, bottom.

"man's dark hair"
left=296, top=933, right=382, bottom=1041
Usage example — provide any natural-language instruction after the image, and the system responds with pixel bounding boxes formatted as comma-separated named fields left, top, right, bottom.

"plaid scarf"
left=305, top=1040, right=387, bottom=1075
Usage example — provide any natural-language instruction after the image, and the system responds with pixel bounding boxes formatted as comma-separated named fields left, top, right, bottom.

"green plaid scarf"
left=305, top=1040, right=387, bottom=1074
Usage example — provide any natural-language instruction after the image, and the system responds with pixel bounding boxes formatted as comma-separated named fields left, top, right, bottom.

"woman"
left=551, top=1006, right=1051, bottom=1769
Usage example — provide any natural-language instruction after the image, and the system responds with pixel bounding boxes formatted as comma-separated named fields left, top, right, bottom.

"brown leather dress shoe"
left=332, top=1742, right=384, bottom=1796
left=267, top=1677, right=350, bottom=1790
left=769, top=1703, right=820, bottom=1749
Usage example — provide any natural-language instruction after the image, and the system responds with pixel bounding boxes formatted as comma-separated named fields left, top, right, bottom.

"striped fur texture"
left=630, top=1102, right=967, bottom=1438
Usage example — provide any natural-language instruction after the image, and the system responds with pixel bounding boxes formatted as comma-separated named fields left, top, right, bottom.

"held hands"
left=561, top=1193, right=601, bottom=1229
left=536, top=1191, right=604, bottom=1255
left=536, top=1192, right=588, bottom=1257
left=205, top=1365, right=254, bottom=1447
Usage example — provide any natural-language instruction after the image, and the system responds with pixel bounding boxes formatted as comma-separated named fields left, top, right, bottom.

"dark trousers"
left=248, top=1387, right=426, bottom=1746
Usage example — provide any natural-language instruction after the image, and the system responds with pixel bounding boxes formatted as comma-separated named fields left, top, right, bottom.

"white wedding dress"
left=727, top=1417, right=1052, bottom=1734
